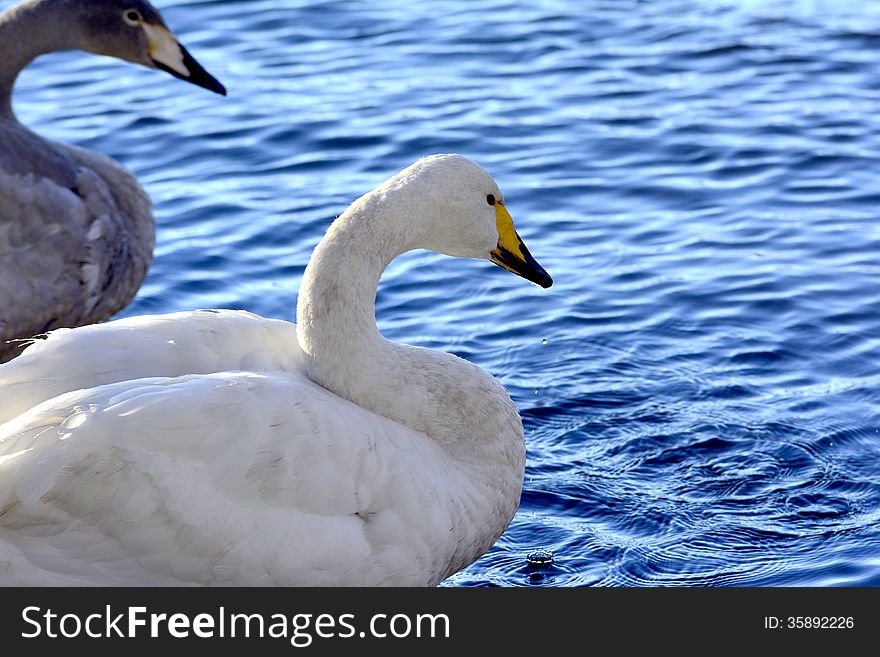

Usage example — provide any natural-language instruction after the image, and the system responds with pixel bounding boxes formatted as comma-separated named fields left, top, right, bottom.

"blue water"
left=6, top=0, right=880, bottom=586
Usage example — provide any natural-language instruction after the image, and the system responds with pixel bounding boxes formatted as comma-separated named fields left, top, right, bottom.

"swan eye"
left=123, top=9, right=143, bottom=25
left=486, top=194, right=496, bottom=206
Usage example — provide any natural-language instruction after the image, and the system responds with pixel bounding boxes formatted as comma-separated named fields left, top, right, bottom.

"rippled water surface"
left=7, top=0, right=880, bottom=586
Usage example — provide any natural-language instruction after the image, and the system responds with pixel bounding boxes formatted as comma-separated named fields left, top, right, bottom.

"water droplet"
left=527, top=548, right=554, bottom=570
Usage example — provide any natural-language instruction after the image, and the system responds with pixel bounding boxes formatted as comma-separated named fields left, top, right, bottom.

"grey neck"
left=0, top=1, right=76, bottom=121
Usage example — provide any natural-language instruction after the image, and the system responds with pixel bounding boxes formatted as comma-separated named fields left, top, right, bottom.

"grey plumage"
left=0, top=0, right=224, bottom=361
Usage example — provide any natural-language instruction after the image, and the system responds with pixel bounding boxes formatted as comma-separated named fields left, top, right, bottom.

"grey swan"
left=0, top=0, right=225, bottom=361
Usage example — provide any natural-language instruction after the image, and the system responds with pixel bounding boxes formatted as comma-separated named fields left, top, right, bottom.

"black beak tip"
left=493, top=247, right=554, bottom=289
left=190, top=71, right=227, bottom=96
left=207, top=79, right=227, bottom=96
left=523, top=252, right=553, bottom=289
left=153, top=42, right=227, bottom=96
left=528, top=265, right=553, bottom=289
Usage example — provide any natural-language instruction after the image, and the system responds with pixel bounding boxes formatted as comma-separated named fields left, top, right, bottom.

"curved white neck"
left=295, top=187, right=525, bottom=477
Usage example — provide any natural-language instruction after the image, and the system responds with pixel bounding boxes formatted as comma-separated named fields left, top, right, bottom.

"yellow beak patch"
left=489, top=202, right=553, bottom=288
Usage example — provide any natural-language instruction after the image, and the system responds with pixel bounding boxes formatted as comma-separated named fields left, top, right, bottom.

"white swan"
left=0, top=154, right=552, bottom=586
left=0, top=0, right=225, bottom=362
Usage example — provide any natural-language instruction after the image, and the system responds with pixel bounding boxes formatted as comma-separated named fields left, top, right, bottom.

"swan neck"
left=0, top=1, right=77, bottom=121
left=296, top=203, right=406, bottom=367
left=295, top=192, right=524, bottom=448
left=295, top=181, right=526, bottom=540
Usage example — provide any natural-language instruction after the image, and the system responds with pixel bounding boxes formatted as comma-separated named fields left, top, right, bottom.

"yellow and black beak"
left=144, top=23, right=226, bottom=96
left=489, top=202, right=553, bottom=288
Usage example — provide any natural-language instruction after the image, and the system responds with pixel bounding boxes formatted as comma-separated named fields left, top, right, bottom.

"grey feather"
left=0, top=0, right=224, bottom=361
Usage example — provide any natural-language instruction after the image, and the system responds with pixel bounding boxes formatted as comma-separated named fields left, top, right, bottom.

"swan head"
left=63, top=0, right=226, bottom=95
left=390, top=154, right=553, bottom=288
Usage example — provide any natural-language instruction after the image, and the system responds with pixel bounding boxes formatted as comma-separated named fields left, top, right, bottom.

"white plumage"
left=0, top=154, right=552, bottom=586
